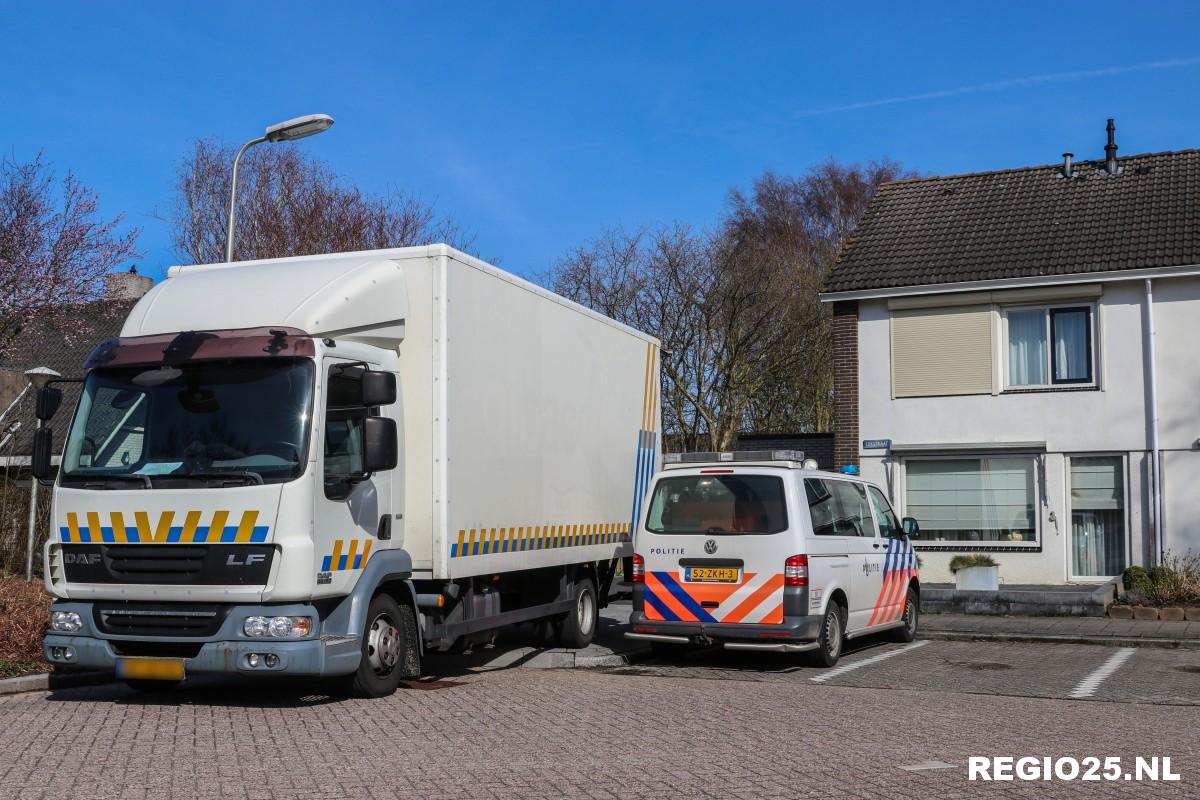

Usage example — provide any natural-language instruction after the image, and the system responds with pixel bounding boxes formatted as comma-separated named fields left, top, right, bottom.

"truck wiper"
left=172, top=470, right=265, bottom=486
left=80, top=473, right=153, bottom=489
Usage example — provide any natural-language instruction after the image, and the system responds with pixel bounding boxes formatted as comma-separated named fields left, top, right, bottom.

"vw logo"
left=704, top=539, right=717, bottom=554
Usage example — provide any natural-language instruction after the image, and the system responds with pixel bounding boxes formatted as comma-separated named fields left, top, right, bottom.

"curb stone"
left=0, top=670, right=115, bottom=696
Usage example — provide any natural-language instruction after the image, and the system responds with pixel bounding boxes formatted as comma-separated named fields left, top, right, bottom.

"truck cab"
left=626, top=451, right=920, bottom=666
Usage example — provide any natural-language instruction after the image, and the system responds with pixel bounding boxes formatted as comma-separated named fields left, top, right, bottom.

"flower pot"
left=955, top=565, right=999, bottom=591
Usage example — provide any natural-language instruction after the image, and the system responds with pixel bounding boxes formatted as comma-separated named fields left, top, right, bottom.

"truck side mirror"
left=35, top=386, right=62, bottom=421
left=32, top=427, right=54, bottom=481
left=362, top=416, right=398, bottom=473
left=360, top=371, right=396, bottom=407
left=902, top=516, right=920, bottom=537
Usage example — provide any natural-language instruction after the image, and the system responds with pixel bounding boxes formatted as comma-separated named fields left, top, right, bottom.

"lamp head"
left=24, top=366, right=60, bottom=389
left=264, top=113, right=335, bottom=143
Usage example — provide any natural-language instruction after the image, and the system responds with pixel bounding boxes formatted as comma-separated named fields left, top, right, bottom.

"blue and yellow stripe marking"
left=59, top=510, right=267, bottom=543
left=321, top=539, right=373, bottom=572
left=629, top=342, right=659, bottom=532
left=450, top=522, right=630, bottom=558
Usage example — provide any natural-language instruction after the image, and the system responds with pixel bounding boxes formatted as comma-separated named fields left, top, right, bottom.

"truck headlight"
left=50, top=611, right=83, bottom=632
left=244, top=615, right=312, bottom=639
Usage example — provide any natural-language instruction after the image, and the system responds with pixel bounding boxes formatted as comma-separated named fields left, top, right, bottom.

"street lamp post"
left=24, top=366, right=60, bottom=581
left=225, top=113, right=335, bottom=263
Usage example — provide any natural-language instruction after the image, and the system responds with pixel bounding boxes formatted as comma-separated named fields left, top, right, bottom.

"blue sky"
left=4, top=1, right=1200, bottom=280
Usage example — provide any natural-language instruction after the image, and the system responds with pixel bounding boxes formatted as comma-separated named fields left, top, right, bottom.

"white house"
left=821, top=122, right=1200, bottom=586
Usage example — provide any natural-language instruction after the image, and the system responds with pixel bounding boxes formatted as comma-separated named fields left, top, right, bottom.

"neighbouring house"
left=821, top=120, right=1200, bottom=586
left=0, top=268, right=153, bottom=465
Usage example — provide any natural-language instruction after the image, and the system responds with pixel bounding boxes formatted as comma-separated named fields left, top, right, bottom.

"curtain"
left=1071, top=457, right=1125, bottom=576
left=1007, top=310, right=1047, bottom=386
left=1052, top=309, right=1090, bottom=381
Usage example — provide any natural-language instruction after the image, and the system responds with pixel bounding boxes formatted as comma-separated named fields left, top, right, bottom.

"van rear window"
left=644, top=474, right=788, bottom=534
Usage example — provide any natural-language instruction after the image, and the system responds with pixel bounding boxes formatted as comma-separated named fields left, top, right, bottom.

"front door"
left=313, top=357, right=393, bottom=594
left=824, top=479, right=884, bottom=632
left=865, top=485, right=911, bottom=627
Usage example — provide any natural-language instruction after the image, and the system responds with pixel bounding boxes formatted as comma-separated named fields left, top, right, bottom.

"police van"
left=626, top=451, right=920, bottom=666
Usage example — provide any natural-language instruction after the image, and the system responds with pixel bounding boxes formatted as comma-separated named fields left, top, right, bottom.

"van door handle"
left=377, top=514, right=392, bottom=541
left=873, top=542, right=882, bottom=549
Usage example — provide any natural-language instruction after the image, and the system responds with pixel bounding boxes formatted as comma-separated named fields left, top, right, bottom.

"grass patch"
left=0, top=657, right=42, bottom=679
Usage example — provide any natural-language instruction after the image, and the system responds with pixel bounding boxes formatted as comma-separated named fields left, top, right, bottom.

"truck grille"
left=94, top=603, right=230, bottom=637
left=107, top=545, right=207, bottom=580
left=60, top=544, right=274, bottom=585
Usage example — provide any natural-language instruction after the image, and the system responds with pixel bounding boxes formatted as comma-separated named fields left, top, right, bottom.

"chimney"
left=1103, top=118, right=1121, bottom=176
left=1061, top=152, right=1074, bottom=178
left=104, top=265, right=153, bottom=301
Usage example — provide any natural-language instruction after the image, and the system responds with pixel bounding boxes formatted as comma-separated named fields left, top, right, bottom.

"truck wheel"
left=891, top=588, right=919, bottom=643
left=557, top=578, right=597, bottom=649
left=348, top=593, right=420, bottom=698
left=806, top=603, right=844, bottom=668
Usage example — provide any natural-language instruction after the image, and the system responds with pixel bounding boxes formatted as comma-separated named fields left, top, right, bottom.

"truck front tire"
left=557, top=578, right=598, bottom=649
left=346, top=592, right=420, bottom=697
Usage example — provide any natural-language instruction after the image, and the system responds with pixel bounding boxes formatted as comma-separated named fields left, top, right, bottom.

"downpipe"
left=1143, top=278, right=1163, bottom=566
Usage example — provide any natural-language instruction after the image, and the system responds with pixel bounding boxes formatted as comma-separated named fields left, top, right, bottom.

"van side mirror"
left=360, top=370, right=397, bottom=407
left=902, top=516, right=920, bottom=537
left=32, top=428, right=54, bottom=481
left=362, top=416, right=398, bottom=473
left=35, top=386, right=62, bottom=421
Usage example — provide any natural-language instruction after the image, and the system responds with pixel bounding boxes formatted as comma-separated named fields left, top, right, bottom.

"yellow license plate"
left=686, top=567, right=739, bottom=583
left=116, top=657, right=185, bottom=681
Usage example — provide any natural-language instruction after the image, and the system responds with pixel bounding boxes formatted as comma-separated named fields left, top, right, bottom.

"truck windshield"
left=645, top=474, right=788, bottom=534
left=60, top=358, right=314, bottom=488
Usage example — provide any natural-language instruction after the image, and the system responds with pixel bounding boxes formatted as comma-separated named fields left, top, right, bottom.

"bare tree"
left=545, top=159, right=908, bottom=451
left=0, top=154, right=139, bottom=356
left=171, top=139, right=470, bottom=264
left=727, top=159, right=909, bottom=434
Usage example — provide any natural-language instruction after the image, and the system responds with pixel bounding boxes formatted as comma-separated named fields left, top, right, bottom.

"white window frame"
left=1066, top=453, right=1131, bottom=581
left=897, top=454, right=1042, bottom=550
left=1000, top=302, right=1099, bottom=391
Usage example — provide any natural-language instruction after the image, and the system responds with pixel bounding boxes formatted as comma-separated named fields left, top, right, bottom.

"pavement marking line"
left=1069, top=647, right=1135, bottom=699
left=810, top=640, right=929, bottom=683
left=898, top=761, right=957, bottom=772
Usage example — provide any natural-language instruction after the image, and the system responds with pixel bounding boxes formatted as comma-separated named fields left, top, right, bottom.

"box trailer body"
left=41, top=245, right=660, bottom=693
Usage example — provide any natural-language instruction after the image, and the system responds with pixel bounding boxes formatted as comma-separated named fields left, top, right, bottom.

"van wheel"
left=558, top=578, right=598, bottom=648
left=807, top=603, right=844, bottom=668
left=892, top=588, right=919, bottom=643
left=346, top=593, right=420, bottom=698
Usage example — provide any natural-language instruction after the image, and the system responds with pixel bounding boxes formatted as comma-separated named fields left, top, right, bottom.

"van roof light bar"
left=665, top=449, right=806, bottom=464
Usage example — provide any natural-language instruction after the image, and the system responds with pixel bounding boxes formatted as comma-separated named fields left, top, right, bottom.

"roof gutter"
left=819, top=263, right=1200, bottom=303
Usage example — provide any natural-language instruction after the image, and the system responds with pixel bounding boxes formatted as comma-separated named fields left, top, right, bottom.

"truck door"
left=313, top=357, right=393, bottom=594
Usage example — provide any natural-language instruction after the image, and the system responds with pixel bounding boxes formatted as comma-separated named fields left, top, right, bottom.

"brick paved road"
left=1, top=638, right=1197, bottom=799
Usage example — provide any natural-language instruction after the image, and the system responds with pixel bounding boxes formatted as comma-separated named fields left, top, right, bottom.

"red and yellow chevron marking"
left=643, top=570, right=784, bottom=625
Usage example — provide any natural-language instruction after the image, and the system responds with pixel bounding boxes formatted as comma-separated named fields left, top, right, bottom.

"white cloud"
left=796, top=57, right=1200, bottom=117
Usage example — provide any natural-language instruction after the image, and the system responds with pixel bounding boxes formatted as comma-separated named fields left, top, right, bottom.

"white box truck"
left=38, top=245, right=661, bottom=696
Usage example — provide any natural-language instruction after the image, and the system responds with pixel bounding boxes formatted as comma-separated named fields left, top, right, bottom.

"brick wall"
left=831, top=300, right=859, bottom=469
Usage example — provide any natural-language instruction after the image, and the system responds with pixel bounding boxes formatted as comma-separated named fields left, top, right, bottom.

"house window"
left=1070, top=456, right=1127, bottom=578
left=1004, top=305, right=1094, bottom=388
left=903, top=457, right=1037, bottom=545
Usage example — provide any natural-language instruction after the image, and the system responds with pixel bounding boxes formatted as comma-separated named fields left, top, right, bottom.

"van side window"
left=868, top=486, right=903, bottom=538
left=827, top=480, right=873, bottom=536
left=805, top=478, right=838, bottom=536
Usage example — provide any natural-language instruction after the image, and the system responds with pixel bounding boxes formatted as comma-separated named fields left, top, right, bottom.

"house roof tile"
left=825, top=149, right=1200, bottom=293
